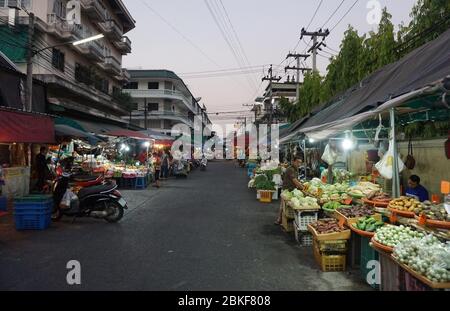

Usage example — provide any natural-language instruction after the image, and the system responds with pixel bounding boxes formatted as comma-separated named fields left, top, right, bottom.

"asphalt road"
left=0, top=161, right=369, bottom=291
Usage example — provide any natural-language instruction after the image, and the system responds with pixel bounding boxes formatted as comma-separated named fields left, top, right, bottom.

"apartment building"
left=123, top=70, right=212, bottom=136
left=255, top=81, right=298, bottom=125
left=0, top=0, right=135, bottom=124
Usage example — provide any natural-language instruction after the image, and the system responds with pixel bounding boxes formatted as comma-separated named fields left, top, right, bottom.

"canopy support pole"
left=390, top=108, right=401, bottom=197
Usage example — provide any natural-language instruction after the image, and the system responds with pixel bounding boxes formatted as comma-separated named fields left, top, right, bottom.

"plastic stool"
left=135, top=177, right=147, bottom=189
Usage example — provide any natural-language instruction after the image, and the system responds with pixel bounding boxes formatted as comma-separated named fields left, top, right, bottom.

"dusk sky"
left=122, top=0, right=418, bottom=126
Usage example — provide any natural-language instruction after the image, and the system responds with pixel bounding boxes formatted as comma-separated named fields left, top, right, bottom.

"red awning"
left=0, top=110, right=55, bottom=143
left=104, top=129, right=152, bottom=140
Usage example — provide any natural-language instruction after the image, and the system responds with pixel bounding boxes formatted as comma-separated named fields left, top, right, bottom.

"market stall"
left=0, top=108, right=55, bottom=200
left=275, top=85, right=450, bottom=291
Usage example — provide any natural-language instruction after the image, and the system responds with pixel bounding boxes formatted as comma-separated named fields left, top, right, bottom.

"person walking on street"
left=161, top=149, right=170, bottom=179
left=275, top=156, right=305, bottom=225
left=153, top=152, right=162, bottom=188
left=35, top=146, right=49, bottom=192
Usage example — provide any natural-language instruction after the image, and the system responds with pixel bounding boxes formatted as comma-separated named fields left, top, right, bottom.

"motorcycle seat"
left=72, top=175, right=99, bottom=182
left=78, top=183, right=116, bottom=199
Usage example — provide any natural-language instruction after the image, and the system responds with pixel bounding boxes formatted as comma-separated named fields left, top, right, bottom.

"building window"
left=123, top=82, right=138, bottom=89
left=52, top=0, right=65, bottom=17
left=1, top=0, right=31, bottom=8
left=51, top=48, right=65, bottom=72
left=147, top=103, right=158, bottom=111
left=148, top=82, right=159, bottom=89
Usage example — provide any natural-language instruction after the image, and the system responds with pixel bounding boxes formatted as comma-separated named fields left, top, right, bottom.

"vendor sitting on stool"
left=275, top=156, right=305, bottom=225
left=405, top=175, right=429, bottom=202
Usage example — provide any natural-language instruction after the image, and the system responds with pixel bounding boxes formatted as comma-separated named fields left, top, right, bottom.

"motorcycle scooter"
left=52, top=174, right=127, bottom=223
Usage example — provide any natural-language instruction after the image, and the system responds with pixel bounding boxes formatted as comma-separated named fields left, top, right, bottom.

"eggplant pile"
left=337, top=205, right=375, bottom=218
left=310, top=219, right=346, bottom=234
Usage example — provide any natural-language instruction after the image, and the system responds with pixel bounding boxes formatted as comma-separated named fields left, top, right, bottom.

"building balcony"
left=74, top=40, right=105, bottom=62
left=98, top=19, right=123, bottom=41
left=101, top=55, right=122, bottom=75
left=80, top=0, right=106, bottom=22
left=128, top=110, right=193, bottom=128
left=123, top=89, right=196, bottom=113
left=116, top=69, right=131, bottom=83
left=114, top=36, right=132, bottom=55
left=46, top=13, right=84, bottom=41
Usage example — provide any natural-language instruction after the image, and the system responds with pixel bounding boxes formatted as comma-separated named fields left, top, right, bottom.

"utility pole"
left=300, top=28, right=329, bottom=72
left=25, top=12, right=35, bottom=112
left=262, top=64, right=281, bottom=127
left=285, top=53, right=311, bottom=101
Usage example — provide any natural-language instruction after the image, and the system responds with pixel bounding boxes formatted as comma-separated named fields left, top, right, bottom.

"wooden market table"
left=371, top=238, right=450, bottom=291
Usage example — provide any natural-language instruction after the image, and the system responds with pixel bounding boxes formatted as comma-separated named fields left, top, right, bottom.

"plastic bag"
left=375, top=140, right=405, bottom=179
left=321, top=144, right=338, bottom=165
left=61, top=189, right=78, bottom=210
left=272, top=174, right=282, bottom=186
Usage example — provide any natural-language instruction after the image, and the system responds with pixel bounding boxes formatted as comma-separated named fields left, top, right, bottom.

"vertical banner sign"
left=66, top=0, right=81, bottom=25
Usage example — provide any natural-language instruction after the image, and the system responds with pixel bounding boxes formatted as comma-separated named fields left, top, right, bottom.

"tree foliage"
left=279, top=1, right=450, bottom=123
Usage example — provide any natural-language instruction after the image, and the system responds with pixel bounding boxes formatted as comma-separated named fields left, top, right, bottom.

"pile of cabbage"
left=281, top=189, right=320, bottom=210
left=394, top=235, right=450, bottom=283
left=321, top=168, right=353, bottom=184
left=347, top=181, right=381, bottom=198
left=303, top=178, right=350, bottom=203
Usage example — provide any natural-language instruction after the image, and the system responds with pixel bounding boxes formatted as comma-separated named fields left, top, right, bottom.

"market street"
left=0, top=161, right=369, bottom=291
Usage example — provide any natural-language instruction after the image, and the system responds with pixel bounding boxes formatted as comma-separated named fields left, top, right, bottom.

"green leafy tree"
left=397, top=0, right=450, bottom=57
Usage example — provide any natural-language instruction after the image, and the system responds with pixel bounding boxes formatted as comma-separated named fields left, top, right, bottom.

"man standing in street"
left=275, top=156, right=305, bottom=225
left=35, top=146, right=49, bottom=192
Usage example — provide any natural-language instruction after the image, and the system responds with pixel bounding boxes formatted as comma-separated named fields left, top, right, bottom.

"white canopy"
left=300, top=86, right=432, bottom=141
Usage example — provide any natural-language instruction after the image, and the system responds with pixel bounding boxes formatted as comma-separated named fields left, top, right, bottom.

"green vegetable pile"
left=254, top=174, right=275, bottom=191
left=322, top=201, right=342, bottom=211
left=352, top=216, right=384, bottom=232
left=374, top=225, right=424, bottom=248
left=394, top=235, right=450, bottom=283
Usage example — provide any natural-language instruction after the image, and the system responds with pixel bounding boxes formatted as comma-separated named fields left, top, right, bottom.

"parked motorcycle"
left=72, top=174, right=104, bottom=188
left=52, top=174, right=127, bottom=223
left=174, top=159, right=188, bottom=178
left=200, top=157, right=207, bottom=171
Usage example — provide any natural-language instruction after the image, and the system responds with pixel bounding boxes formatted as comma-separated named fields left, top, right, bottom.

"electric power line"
left=139, top=0, right=220, bottom=68
left=330, top=0, right=359, bottom=33
left=306, top=0, right=324, bottom=31
left=204, top=0, right=258, bottom=92
left=321, top=0, right=346, bottom=29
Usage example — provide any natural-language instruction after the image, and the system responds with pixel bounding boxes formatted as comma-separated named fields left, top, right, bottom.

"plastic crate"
left=258, top=190, right=274, bottom=203
left=283, top=204, right=296, bottom=219
left=313, top=240, right=346, bottom=272
left=294, top=224, right=313, bottom=246
left=15, top=212, right=51, bottom=230
left=0, top=196, right=7, bottom=211
left=295, top=210, right=318, bottom=231
left=14, top=199, right=53, bottom=215
left=360, top=236, right=380, bottom=290
left=316, top=239, right=348, bottom=254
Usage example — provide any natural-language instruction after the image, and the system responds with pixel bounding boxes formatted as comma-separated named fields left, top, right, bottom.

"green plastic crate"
left=360, top=236, right=380, bottom=290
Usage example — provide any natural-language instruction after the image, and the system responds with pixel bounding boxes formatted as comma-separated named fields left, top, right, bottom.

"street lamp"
left=8, top=3, right=104, bottom=112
